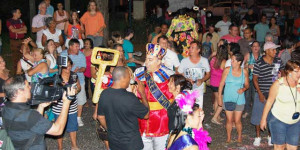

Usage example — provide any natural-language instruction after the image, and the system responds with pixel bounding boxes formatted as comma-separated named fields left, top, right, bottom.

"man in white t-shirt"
left=215, top=15, right=232, bottom=38
left=32, top=1, right=51, bottom=49
left=178, top=41, right=210, bottom=108
left=158, top=35, right=180, bottom=72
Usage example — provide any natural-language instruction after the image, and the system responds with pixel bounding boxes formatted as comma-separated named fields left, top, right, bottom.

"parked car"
left=204, top=1, right=243, bottom=17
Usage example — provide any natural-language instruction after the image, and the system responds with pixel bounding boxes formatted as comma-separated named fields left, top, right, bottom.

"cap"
left=263, top=42, right=280, bottom=51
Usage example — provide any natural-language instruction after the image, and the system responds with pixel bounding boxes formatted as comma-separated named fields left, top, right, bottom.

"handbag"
left=95, top=120, right=108, bottom=141
left=224, top=69, right=245, bottom=111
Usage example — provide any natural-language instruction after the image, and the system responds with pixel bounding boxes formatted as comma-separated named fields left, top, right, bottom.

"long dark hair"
left=213, top=45, right=228, bottom=69
left=69, top=9, right=81, bottom=25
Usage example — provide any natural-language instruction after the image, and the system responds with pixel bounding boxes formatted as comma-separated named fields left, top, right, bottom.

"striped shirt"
left=52, top=72, right=78, bottom=115
left=253, top=57, right=284, bottom=94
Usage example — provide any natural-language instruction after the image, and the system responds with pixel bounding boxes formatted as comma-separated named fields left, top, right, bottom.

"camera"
left=28, top=56, right=76, bottom=105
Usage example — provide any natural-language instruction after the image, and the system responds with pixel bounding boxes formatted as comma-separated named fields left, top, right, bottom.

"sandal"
left=211, top=118, right=222, bottom=125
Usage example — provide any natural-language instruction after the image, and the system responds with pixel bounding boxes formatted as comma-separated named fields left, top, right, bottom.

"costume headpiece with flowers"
left=174, top=90, right=212, bottom=150
left=146, top=43, right=166, bottom=60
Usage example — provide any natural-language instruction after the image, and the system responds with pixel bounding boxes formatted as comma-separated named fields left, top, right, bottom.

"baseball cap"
left=263, top=42, right=280, bottom=51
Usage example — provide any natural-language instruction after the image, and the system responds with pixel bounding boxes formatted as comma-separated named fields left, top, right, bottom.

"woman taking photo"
left=52, top=57, right=81, bottom=150
left=42, top=17, right=64, bottom=53
left=166, top=74, right=211, bottom=149
left=260, top=60, right=300, bottom=150
left=218, top=52, right=249, bottom=143
left=210, top=45, right=227, bottom=125
left=27, top=48, right=49, bottom=83
left=65, top=10, right=84, bottom=48
left=45, top=39, right=58, bottom=77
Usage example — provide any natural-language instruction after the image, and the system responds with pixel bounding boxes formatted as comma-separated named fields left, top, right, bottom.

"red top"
left=138, top=80, right=173, bottom=137
left=6, top=18, right=25, bottom=39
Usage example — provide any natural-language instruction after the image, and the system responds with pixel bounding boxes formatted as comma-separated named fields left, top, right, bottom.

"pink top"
left=81, top=49, right=92, bottom=78
left=221, top=34, right=242, bottom=43
left=210, top=57, right=223, bottom=87
left=55, top=10, right=68, bottom=30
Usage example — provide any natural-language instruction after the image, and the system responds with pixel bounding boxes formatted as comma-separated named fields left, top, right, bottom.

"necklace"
left=182, top=127, right=193, bottom=137
left=286, top=76, right=298, bottom=112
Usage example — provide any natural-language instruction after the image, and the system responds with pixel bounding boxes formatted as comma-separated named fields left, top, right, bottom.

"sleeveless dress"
left=55, top=10, right=67, bottom=30
left=168, top=134, right=198, bottom=150
left=270, top=26, right=279, bottom=44
left=65, top=24, right=84, bottom=48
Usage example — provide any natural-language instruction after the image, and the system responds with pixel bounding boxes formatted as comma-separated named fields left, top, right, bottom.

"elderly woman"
left=218, top=52, right=249, bottom=143
left=27, top=48, right=49, bottom=83
left=42, top=17, right=64, bottom=53
left=260, top=60, right=300, bottom=150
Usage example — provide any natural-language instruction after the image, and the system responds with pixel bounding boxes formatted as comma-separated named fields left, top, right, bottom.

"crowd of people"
left=0, top=0, right=300, bottom=150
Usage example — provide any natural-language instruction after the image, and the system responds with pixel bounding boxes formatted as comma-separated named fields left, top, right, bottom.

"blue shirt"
left=122, top=39, right=136, bottom=67
left=254, top=23, right=270, bottom=42
left=38, top=5, right=54, bottom=16
left=60, top=50, right=86, bottom=84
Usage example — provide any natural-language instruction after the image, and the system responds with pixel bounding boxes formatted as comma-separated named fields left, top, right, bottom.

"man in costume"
left=135, top=43, right=174, bottom=150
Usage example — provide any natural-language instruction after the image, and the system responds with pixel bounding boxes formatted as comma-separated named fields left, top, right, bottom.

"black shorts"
left=210, top=86, right=219, bottom=92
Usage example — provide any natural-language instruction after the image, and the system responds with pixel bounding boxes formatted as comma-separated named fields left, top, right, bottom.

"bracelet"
left=218, top=105, right=223, bottom=107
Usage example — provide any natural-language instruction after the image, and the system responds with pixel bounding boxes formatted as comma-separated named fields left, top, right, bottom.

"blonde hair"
left=33, top=48, right=46, bottom=58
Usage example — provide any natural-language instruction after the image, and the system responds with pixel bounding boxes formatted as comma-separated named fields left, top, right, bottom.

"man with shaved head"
left=97, top=66, right=149, bottom=150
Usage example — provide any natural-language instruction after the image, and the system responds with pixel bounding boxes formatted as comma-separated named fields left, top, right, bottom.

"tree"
left=96, top=0, right=109, bottom=46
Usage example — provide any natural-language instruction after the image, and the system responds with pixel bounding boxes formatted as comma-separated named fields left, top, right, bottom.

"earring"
left=289, top=74, right=292, bottom=77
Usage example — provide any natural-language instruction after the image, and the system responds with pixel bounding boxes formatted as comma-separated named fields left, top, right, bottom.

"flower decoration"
left=175, top=91, right=199, bottom=114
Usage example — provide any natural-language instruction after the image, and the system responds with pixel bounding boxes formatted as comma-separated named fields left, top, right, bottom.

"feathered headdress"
left=175, top=90, right=199, bottom=114
left=146, top=43, right=166, bottom=59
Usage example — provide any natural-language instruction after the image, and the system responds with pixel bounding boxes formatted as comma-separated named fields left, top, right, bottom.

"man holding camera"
left=2, top=75, right=75, bottom=149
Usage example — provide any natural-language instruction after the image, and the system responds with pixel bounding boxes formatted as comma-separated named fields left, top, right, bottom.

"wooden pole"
left=96, top=0, right=109, bottom=46
left=65, top=0, right=70, bottom=12
left=29, top=0, right=36, bottom=28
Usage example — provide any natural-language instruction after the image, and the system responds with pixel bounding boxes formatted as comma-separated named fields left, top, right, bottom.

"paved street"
left=45, top=88, right=277, bottom=150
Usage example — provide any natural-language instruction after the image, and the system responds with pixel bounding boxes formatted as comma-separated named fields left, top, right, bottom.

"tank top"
left=271, top=77, right=300, bottom=124
left=20, top=58, right=33, bottom=82
left=223, top=67, right=245, bottom=105
left=55, top=10, right=68, bottom=30
left=210, top=57, right=223, bottom=87
left=45, top=54, right=58, bottom=77
left=67, top=24, right=82, bottom=39
left=31, top=59, right=49, bottom=83
left=80, top=49, right=92, bottom=78
left=248, top=53, right=261, bottom=80
left=43, top=29, right=62, bottom=53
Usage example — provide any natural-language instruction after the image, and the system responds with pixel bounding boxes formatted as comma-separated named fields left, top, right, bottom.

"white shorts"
left=77, top=83, right=87, bottom=105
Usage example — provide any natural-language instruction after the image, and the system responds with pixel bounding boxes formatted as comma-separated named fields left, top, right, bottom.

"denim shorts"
left=210, top=86, right=218, bottom=93
left=54, top=112, right=78, bottom=132
left=268, top=112, right=300, bottom=146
